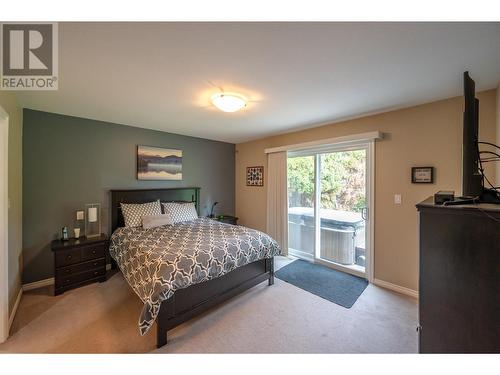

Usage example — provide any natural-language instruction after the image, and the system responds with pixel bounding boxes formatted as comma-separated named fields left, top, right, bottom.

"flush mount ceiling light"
left=211, top=92, right=248, bottom=112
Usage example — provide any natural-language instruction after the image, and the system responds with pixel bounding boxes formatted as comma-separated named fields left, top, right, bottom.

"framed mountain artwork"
left=137, top=145, right=182, bottom=180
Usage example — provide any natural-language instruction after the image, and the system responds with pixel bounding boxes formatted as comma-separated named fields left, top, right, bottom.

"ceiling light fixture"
left=211, top=92, right=248, bottom=112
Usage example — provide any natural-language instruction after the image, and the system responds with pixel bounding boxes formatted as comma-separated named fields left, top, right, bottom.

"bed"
left=109, top=187, right=280, bottom=348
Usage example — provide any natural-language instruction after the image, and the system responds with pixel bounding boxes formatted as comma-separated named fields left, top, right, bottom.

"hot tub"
left=288, top=207, right=365, bottom=265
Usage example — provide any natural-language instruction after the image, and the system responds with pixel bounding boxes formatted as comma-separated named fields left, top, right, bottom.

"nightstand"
left=51, top=234, right=108, bottom=296
left=212, top=215, right=238, bottom=225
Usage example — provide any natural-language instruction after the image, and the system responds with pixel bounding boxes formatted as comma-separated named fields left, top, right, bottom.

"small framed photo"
left=411, top=167, right=434, bottom=183
left=246, top=166, right=264, bottom=186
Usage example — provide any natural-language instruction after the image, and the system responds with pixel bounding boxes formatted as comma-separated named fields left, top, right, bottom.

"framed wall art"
left=246, top=166, right=264, bottom=186
left=411, top=166, right=434, bottom=183
left=137, top=145, right=182, bottom=181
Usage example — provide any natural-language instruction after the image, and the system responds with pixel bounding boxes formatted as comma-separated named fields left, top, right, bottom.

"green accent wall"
left=23, top=109, right=235, bottom=284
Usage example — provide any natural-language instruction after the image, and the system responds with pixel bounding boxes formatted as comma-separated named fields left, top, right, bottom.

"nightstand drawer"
left=55, top=248, right=82, bottom=267
left=56, top=258, right=105, bottom=278
left=81, top=244, right=106, bottom=261
left=55, top=268, right=106, bottom=288
left=52, top=234, right=109, bottom=296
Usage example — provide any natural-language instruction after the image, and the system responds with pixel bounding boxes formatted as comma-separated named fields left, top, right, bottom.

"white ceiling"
left=15, top=22, right=500, bottom=143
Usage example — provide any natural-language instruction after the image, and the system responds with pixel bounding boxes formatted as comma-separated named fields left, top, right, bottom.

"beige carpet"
left=0, top=257, right=418, bottom=353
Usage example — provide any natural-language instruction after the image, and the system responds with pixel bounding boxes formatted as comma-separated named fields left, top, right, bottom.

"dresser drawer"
left=81, top=244, right=106, bottom=261
left=55, top=247, right=82, bottom=267
left=55, top=267, right=106, bottom=288
left=56, top=258, right=106, bottom=278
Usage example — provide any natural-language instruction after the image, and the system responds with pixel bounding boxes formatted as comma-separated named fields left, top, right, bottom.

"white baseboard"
left=22, top=277, right=54, bottom=291
left=373, top=278, right=419, bottom=299
left=22, top=264, right=112, bottom=292
left=8, top=288, right=22, bottom=330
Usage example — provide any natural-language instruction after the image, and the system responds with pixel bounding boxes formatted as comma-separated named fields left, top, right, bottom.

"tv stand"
left=417, top=197, right=500, bottom=353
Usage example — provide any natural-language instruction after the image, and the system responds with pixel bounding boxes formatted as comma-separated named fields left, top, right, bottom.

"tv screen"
left=462, top=72, right=483, bottom=198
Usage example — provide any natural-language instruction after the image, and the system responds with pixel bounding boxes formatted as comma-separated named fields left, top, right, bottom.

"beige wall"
left=235, top=90, right=497, bottom=291
left=0, top=92, right=23, bottom=315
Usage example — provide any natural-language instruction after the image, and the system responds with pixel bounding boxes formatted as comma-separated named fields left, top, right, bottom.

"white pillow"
left=120, top=200, right=161, bottom=227
left=162, top=202, right=198, bottom=223
left=142, top=214, right=174, bottom=229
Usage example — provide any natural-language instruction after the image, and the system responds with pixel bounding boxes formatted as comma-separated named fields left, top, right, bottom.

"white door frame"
left=0, top=105, right=8, bottom=343
left=366, top=141, right=375, bottom=283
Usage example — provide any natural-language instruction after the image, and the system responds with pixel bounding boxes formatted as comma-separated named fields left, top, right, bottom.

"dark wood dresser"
left=51, top=234, right=108, bottom=296
left=416, top=198, right=500, bottom=353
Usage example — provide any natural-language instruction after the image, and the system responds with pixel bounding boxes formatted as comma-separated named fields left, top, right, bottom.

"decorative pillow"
left=120, top=200, right=161, bottom=227
left=142, top=214, right=174, bottom=229
left=162, top=202, right=198, bottom=223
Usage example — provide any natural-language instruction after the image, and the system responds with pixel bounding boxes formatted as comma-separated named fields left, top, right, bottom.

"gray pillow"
left=162, top=202, right=198, bottom=223
left=120, top=200, right=161, bottom=227
left=142, top=214, right=174, bottom=229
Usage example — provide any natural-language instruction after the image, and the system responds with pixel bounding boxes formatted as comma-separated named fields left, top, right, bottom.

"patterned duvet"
left=109, top=218, right=281, bottom=335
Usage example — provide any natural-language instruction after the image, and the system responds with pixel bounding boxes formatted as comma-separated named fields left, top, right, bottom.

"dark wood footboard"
left=156, top=257, right=275, bottom=348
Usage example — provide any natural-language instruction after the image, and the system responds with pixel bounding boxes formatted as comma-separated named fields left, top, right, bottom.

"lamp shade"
left=88, top=207, right=98, bottom=222
left=85, top=203, right=101, bottom=238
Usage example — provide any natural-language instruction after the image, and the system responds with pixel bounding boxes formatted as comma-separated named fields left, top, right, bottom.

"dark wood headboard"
left=110, top=187, right=200, bottom=232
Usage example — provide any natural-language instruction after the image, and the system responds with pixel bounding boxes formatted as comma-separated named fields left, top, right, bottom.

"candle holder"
left=85, top=203, right=101, bottom=238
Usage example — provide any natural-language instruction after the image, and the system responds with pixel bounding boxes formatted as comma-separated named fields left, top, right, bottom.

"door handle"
left=361, top=207, right=368, bottom=221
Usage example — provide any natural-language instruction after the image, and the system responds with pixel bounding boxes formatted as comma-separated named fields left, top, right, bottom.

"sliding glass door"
left=287, top=144, right=370, bottom=278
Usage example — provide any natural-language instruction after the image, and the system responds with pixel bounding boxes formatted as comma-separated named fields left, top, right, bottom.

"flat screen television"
left=462, top=71, right=483, bottom=198
left=461, top=71, right=500, bottom=204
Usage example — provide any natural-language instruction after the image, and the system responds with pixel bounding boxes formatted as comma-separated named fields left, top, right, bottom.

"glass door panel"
left=287, top=144, right=370, bottom=279
left=318, top=149, right=367, bottom=273
left=287, top=155, right=315, bottom=260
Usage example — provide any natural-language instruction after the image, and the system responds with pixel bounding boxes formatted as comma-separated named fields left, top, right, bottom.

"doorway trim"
left=366, top=140, right=375, bottom=283
left=0, top=105, right=9, bottom=343
left=265, top=131, right=382, bottom=154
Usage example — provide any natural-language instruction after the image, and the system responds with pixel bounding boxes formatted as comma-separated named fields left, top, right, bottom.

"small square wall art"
left=246, top=166, right=264, bottom=186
